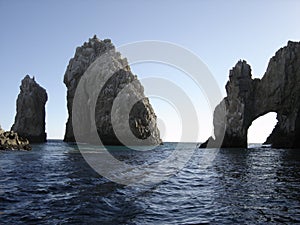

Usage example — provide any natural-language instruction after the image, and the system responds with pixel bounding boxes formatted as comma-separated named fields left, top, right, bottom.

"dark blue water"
left=1, top=141, right=300, bottom=224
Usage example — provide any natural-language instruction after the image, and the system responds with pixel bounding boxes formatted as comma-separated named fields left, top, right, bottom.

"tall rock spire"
left=63, top=36, right=161, bottom=145
left=11, top=75, right=48, bottom=143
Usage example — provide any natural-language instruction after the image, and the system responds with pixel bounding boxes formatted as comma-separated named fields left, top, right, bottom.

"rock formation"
left=11, top=75, right=48, bottom=143
left=63, top=35, right=161, bottom=145
left=201, top=41, right=300, bottom=148
left=0, top=126, right=31, bottom=150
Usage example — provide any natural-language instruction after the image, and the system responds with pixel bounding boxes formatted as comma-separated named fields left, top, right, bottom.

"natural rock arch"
left=201, top=41, right=300, bottom=148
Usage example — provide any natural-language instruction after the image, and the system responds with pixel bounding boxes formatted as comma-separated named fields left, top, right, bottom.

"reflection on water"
left=1, top=140, right=300, bottom=224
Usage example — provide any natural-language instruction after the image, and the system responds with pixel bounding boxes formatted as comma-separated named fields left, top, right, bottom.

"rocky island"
left=11, top=75, right=48, bottom=143
left=201, top=41, right=300, bottom=148
left=63, top=35, right=162, bottom=145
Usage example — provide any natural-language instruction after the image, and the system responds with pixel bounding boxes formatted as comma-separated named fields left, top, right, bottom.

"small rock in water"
left=0, top=128, right=31, bottom=151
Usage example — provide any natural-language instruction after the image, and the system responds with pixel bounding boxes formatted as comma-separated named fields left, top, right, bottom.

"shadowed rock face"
left=201, top=41, right=300, bottom=148
left=11, top=75, right=48, bottom=143
left=63, top=35, right=161, bottom=145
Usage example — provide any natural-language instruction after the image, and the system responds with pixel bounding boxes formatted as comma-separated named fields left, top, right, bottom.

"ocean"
left=1, top=140, right=300, bottom=224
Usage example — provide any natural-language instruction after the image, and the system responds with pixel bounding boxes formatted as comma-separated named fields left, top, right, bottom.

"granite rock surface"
left=64, top=35, right=161, bottom=145
left=0, top=126, right=31, bottom=150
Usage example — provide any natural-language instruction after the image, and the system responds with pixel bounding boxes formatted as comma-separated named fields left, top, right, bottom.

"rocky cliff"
left=11, top=75, right=48, bottom=143
left=63, top=35, right=161, bottom=145
left=201, top=41, right=300, bottom=148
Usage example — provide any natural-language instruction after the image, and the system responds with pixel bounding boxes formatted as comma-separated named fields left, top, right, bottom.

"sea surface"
left=1, top=140, right=300, bottom=224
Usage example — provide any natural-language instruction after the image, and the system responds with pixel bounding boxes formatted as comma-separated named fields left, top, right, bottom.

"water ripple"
left=1, top=141, right=300, bottom=224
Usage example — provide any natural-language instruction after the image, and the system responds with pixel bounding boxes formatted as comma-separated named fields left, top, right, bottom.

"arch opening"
left=247, top=112, right=278, bottom=147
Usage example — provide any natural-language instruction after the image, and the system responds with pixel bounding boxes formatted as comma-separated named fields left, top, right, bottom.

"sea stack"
left=63, top=35, right=161, bottom=145
left=11, top=75, right=48, bottom=143
left=200, top=41, right=300, bottom=148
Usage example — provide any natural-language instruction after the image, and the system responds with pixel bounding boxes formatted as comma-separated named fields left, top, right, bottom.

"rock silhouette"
left=63, top=35, right=161, bottom=145
left=11, top=75, right=48, bottom=143
left=201, top=41, right=300, bottom=148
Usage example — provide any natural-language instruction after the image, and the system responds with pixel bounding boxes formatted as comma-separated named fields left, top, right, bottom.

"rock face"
left=201, top=41, right=300, bottom=148
left=0, top=126, right=31, bottom=150
left=63, top=35, right=162, bottom=145
left=11, top=75, right=48, bottom=143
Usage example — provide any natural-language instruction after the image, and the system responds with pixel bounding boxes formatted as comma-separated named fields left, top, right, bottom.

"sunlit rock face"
left=11, top=75, right=48, bottom=143
left=201, top=41, right=300, bottom=148
left=0, top=129, right=31, bottom=151
left=63, top=35, right=161, bottom=145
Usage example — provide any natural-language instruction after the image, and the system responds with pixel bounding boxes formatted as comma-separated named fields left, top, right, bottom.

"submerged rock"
left=63, top=35, right=162, bottom=145
left=0, top=128, right=31, bottom=150
left=201, top=41, right=300, bottom=148
left=11, top=75, right=48, bottom=143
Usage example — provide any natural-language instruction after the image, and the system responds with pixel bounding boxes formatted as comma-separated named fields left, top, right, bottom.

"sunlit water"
left=1, top=140, right=300, bottom=224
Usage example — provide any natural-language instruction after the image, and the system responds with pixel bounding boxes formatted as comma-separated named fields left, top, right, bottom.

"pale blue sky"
left=0, top=0, right=300, bottom=142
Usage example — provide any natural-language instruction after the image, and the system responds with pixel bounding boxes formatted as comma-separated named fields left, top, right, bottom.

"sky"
left=0, top=0, right=300, bottom=142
